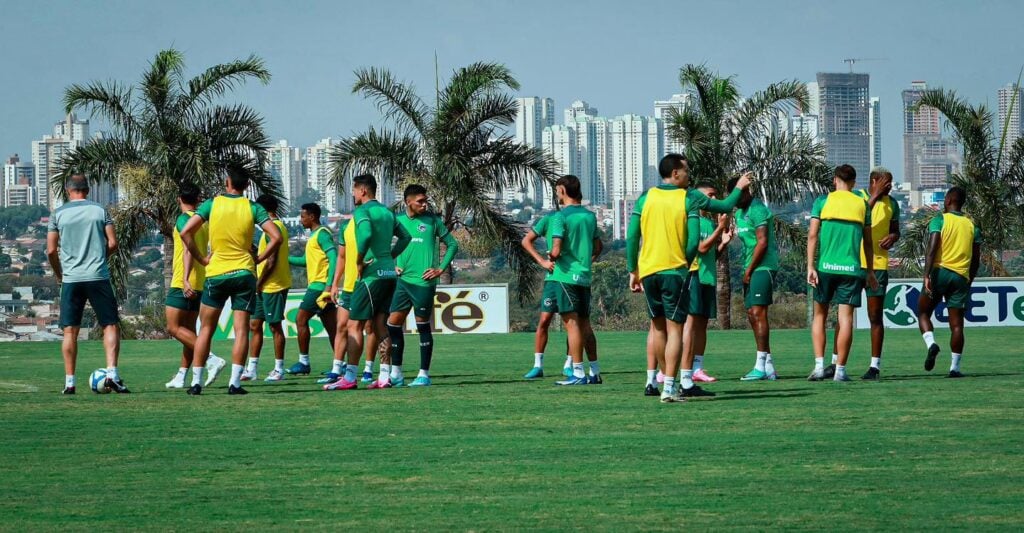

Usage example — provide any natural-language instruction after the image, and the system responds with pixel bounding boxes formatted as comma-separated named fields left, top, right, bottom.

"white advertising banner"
left=856, top=277, right=1024, bottom=329
left=208, top=283, right=509, bottom=340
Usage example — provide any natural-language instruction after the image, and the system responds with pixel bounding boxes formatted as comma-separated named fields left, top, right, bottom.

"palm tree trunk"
left=716, top=252, right=732, bottom=329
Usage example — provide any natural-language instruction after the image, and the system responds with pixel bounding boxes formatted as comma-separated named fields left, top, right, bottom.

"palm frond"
left=141, top=49, right=185, bottom=115
left=328, top=129, right=424, bottom=190
left=438, top=62, right=519, bottom=129
left=51, top=138, right=144, bottom=203
left=917, top=89, right=996, bottom=179
left=741, top=131, right=832, bottom=204
left=728, top=79, right=806, bottom=155
left=352, top=67, right=429, bottom=135
left=107, top=202, right=159, bottom=298
left=184, top=55, right=271, bottom=110
left=457, top=193, right=542, bottom=304
left=63, top=81, right=137, bottom=131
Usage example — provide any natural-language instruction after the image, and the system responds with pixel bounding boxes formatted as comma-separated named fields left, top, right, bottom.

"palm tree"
left=898, top=83, right=1024, bottom=275
left=667, top=64, right=832, bottom=327
left=53, top=49, right=282, bottom=295
left=328, top=62, right=560, bottom=301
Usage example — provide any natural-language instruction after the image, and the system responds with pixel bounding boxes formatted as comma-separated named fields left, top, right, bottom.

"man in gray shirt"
left=46, top=173, right=127, bottom=394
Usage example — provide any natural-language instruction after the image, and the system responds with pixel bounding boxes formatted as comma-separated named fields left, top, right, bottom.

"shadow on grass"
left=874, top=371, right=1021, bottom=381
left=709, top=392, right=816, bottom=401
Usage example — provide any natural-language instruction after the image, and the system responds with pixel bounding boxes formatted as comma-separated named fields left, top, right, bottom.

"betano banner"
left=856, top=277, right=1024, bottom=329
left=208, top=284, right=509, bottom=340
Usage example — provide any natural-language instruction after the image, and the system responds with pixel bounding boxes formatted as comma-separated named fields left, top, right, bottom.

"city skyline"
left=1, top=0, right=1022, bottom=179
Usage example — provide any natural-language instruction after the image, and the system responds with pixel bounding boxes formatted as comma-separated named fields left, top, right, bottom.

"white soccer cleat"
left=165, top=373, right=186, bottom=389
left=205, top=354, right=227, bottom=387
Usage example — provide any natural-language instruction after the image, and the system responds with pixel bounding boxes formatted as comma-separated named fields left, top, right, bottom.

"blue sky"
left=1, top=0, right=1021, bottom=174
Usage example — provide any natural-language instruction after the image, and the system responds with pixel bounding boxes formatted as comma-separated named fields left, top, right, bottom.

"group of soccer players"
left=159, top=166, right=457, bottom=394
left=49, top=154, right=980, bottom=399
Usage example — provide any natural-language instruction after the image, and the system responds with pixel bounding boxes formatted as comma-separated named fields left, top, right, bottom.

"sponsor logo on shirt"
left=822, top=262, right=857, bottom=273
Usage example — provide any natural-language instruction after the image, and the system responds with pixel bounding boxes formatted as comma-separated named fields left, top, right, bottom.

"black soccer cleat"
left=823, top=364, right=836, bottom=379
left=105, top=378, right=131, bottom=394
left=924, top=344, right=940, bottom=372
left=187, top=384, right=202, bottom=396
left=948, top=370, right=965, bottom=378
left=227, top=385, right=248, bottom=395
left=644, top=383, right=660, bottom=397
left=680, top=385, right=716, bottom=400
left=62, top=386, right=76, bottom=395
left=861, top=367, right=880, bottom=381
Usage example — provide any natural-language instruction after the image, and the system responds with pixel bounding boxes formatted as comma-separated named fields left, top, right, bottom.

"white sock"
left=870, top=357, right=881, bottom=370
left=589, top=361, right=600, bottom=376
left=755, top=351, right=767, bottom=372
left=814, top=357, right=824, bottom=370
left=835, top=364, right=846, bottom=378
left=176, top=367, right=188, bottom=377
left=65, top=375, right=75, bottom=388
left=950, top=353, right=962, bottom=372
left=390, top=365, right=404, bottom=382
left=664, top=377, right=676, bottom=393
left=572, top=362, right=585, bottom=378
left=534, top=353, right=543, bottom=368
left=417, top=369, right=429, bottom=378
left=191, top=367, right=205, bottom=387
left=646, top=369, right=657, bottom=386
left=923, top=331, right=935, bottom=347
left=764, top=353, right=775, bottom=375
left=363, top=360, right=373, bottom=373
left=344, top=365, right=358, bottom=382
left=274, top=359, right=284, bottom=372
left=564, top=355, right=572, bottom=369
left=229, top=364, right=244, bottom=387
left=298, top=353, right=310, bottom=366
left=379, top=363, right=391, bottom=381
left=332, top=359, right=345, bottom=375
left=106, top=367, right=119, bottom=382
left=246, top=357, right=258, bottom=373
left=831, top=353, right=838, bottom=365
left=680, top=369, right=694, bottom=389
left=693, top=355, right=704, bottom=371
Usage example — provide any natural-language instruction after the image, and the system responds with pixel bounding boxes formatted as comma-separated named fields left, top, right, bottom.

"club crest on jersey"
left=418, top=223, right=427, bottom=233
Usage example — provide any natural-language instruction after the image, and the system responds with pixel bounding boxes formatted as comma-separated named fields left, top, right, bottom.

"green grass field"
left=1, top=327, right=1022, bottom=530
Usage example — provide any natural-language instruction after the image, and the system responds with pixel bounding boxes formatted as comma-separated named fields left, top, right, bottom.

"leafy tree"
left=667, top=64, right=832, bottom=326
left=0, top=253, right=11, bottom=272
left=290, top=188, right=322, bottom=216
left=329, top=62, right=559, bottom=300
left=54, top=49, right=282, bottom=296
left=0, top=205, right=49, bottom=239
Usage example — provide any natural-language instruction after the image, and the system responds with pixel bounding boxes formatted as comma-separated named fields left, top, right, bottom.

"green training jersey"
left=811, top=191, right=872, bottom=277
left=532, top=212, right=565, bottom=281
left=354, top=199, right=411, bottom=281
left=550, top=204, right=599, bottom=287
left=735, top=199, right=779, bottom=272
left=688, top=215, right=717, bottom=286
left=396, top=212, right=460, bottom=287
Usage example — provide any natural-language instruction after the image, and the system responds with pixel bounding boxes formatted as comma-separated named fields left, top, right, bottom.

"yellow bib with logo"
left=856, top=190, right=895, bottom=270
left=257, top=219, right=291, bottom=292
left=206, top=195, right=255, bottom=278
left=171, top=210, right=208, bottom=289
left=305, top=226, right=332, bottom=286
left=638, top=187, right=689, bottom=279
left=938, top=213, right=976, bottom=278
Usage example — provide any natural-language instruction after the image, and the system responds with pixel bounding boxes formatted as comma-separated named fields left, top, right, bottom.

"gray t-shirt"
left=47, top=200, right=113, bottom=282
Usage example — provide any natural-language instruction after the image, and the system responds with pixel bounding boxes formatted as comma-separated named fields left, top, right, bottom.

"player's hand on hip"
left=422, top=268, right=443, bottom=281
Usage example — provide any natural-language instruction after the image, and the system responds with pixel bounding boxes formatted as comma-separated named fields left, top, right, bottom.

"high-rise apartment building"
left=3, top=154, right=36, bottom=207
left=540, top=125, right=578, bottom=209
left=608, top=115, right=662, bottom=204
left=268, top=140, right=304, bottom=209
left=790, top=114, right=821, bottom=142
left=514, top=97, right=556, bottom=206
left=305, top=138, right=344, bottom=213
left=902, top=81, right=960, bottom=194
left=998, top=83, right=1023, bottom=163
left=564, top=100, right=598, bottom=125
left=570, top=116, right=611, bottom=206
left=653, top=93, right=691, bottom=155
left=817, top=72, right=870, bottom=187
left=869, top=97, right=882, bottom=169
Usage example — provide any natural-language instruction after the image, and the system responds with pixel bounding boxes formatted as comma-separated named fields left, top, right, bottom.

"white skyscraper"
left=806, top=82, right=820, bottom=116
left=608, top=115, right=662, bottom=203
left=268, top=140, right=304, bottom=209
left=653, top=93, right=691, bottom=156
left=569, top=116, right=611, bottom=206
left=540, top=125, right=578, bottom=209
left=305, top=138, right=343, bottom=214
left=869, top=97, right=882, bottom=169
left=4, top=154, right=36, bottom=207
left=515, top=97, right=555, bottom=205
left=998, top=84, right=1023, bottom=164
left=564, top=100, right=598, bottom=125
left=790, top=114, right=821, bottom=142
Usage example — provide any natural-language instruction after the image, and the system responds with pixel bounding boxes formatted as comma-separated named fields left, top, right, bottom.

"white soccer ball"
left=90, top=369, right=110, bottom=394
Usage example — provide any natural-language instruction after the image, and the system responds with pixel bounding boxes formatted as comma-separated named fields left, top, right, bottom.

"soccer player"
left=730, top=177, right=781, bottom=382
left=165, top=185, right=227, bottom=388
left=829, top=167, right=900, bottom=380
left=684, top=183, right=732, bottom=383
left=243, top=194, right=292, bottom=382
left=386, top=184, right=460, bottom=387
left=179, top=163, right=283, bottom=395
left=283, top=202, right=338, bottom=375
left=333, top=174, right=411, bottom=390
left=521, top=209, right=573, bottom=379
left=525, top=175, right=602, bottom=385
left=918, top=186, right=979, bottom=378
left=46, top=173, right=127, bottom=394
left=626, top=154, right=750, bottom=402
left=807, top=165, right=878, bottom=382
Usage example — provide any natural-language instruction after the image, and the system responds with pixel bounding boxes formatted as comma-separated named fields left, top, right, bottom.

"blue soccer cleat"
left=317, top=372, right=341, bottom=384
left=586, top=374, right=603, bottom=385
left=523, top=367, right=544, bottom=379
left=556, top=376, right=588, bottom=386
left=408, top=376, right=432, bottom=387
left=360, top=371, right=374, bottom=383
left=285, top=362, right=311, bottom=375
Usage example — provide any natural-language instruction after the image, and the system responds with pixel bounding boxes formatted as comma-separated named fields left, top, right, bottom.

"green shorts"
left=642, top=272, right=688, bottom=323
left=349, top=278, right=397, bottom=321
left=390, top=279, right=438, bottom=320
left=743, top=270, right=775, bottom=309
left=687, top=273, right=716, bottom=319
left=814, top=272, right=864, bottom=308
left=927, top=267, right=971, bottom=309
left=253, top=290, right=288, bottom=324
left=165, top=287, right=202, bottom=312
left=201, top=272, right=257, bottom=313
left=339, top=290, right=352, bottom=311
left=865, top=270, right=889, bottom=299
left=60, top=280, right=120, bottom=328
left=538, top=280, right=591, bottom=318
left=299, top=287, right=335, bottom=314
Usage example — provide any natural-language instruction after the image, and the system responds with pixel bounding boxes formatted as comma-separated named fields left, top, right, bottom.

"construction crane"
left=843, top=58, right=888, bottom=72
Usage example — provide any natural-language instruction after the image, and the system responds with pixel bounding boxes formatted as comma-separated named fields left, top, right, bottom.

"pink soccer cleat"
left=368, top=377, right=392, bottom=389
left=323, top=378, right=357, bottom=391
left=656, top=371, right=665, bottom=384
left=693, top=369, right=718, bottom=383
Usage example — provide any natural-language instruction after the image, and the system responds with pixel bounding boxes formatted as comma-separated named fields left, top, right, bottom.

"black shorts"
left=60, top=280, right=120, bottom=328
